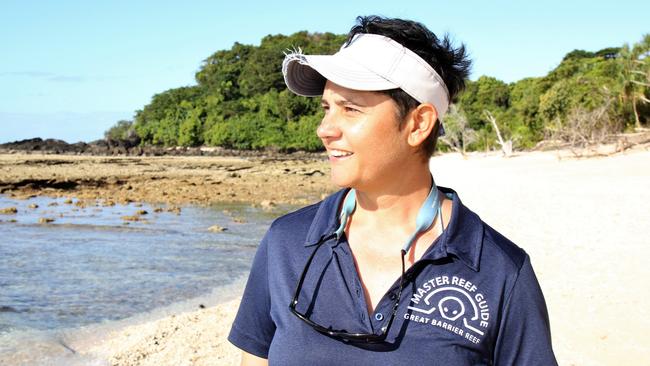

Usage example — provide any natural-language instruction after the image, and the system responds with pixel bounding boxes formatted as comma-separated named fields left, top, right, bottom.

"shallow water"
left=0, top=194, right=289, bottom=364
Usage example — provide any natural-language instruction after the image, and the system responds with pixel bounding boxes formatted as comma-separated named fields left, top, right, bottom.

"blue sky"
left=1, top=0, right=648, bottom=143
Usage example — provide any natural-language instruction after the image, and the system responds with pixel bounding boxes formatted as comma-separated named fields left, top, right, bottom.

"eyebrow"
left=321, top=97, right=368, bottom=107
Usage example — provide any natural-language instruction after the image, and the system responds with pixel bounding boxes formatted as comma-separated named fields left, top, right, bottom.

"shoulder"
left=444, top=186, right=529, bottom=276
left=265, top=189, right=346, bottom=244
left=266, top=201, right=322, bottom=238
left=481, top=222, right=528, bottom=273
left=258, top=194, right=336, bottom=267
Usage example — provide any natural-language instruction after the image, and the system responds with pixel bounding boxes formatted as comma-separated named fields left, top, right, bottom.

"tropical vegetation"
left=106, top=32, right=650, bottom=153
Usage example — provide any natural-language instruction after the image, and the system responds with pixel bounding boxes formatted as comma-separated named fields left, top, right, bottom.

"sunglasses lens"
left=290, top=235, right=406, bottom=343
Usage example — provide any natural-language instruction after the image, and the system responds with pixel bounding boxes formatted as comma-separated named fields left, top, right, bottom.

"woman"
left=229, top=16, right=557, bottom=365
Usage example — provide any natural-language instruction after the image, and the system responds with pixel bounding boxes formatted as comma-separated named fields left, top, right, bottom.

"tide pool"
left=0, top=194, right=289, bottom=365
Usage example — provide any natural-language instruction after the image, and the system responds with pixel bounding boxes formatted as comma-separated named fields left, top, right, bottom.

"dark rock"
left=0, top=137, right=327, bottom=158
left=0, top=305, right=20, bottom=313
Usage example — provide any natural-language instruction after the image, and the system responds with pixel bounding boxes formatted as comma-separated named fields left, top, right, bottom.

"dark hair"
left=346, top=16, right=472, bottom=158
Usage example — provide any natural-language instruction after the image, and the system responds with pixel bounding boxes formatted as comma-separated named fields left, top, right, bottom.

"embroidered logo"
left=404, top=275, right=490, bottom=344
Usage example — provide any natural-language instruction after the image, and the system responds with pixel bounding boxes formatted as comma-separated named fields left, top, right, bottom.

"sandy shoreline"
left=84, top=297, right=244, bottom=366
left=2, top=148, right=650, bottom=365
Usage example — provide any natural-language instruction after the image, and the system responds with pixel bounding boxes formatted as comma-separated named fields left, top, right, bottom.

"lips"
left=328, top=149, right=354, bottom=158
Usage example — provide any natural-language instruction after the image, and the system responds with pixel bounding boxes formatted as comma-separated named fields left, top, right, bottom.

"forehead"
left=321, top=80, right=393, bottom=107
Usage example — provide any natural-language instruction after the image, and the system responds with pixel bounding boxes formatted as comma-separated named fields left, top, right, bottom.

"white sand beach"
left=63, top=148, right=650, bottom=365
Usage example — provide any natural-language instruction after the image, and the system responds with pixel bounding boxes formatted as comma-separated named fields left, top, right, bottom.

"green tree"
left=178, top=108, right=203, bottom=147
left=459, top=76, right=509, bottom=125
left=458, top=76, right=510, bottom=150
left=286, top=114, right=323, bottom=151
left=196, top=43, right=254, bottom=101
left=104, top=120, right=135, bottom=140
left=539, top=76, right=612, bottom=123
left=619, top=34, right=650, bottom=128
left=507, top=78, right=545, bottom=147
left=134, top=86, right=203, bottom=145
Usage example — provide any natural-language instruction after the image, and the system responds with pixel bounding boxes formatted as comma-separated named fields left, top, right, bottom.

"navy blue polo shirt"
left=229, top=188, right=557, bottom=365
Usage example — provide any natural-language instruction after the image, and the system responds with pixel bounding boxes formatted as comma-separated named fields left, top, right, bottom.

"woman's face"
left=317, top=81, right=412, bottom=191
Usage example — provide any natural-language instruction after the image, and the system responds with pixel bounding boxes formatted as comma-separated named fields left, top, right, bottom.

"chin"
left=329, top=176, right=351, bottom=189
left=329, top=170, right=356, bottom=189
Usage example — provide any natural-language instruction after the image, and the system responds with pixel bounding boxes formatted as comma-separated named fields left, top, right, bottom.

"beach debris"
left=208, top=225, right=227, bottom=232
left=8, top=219, right=17, bottom=223
left=260, top=200, right=276, bottom=209
left=167, top=206, right=181, bottom=215
left=232, top=216, right=246, bottom=223
left=484, top=110, right=513, bottom=157
left=134, top=202, right=143, bottom=207
left=57, top=339, right=77, bottom=355
left=121, top=215, right=142, bottom=222
left=28, top=203, right=39, bottom=209
left=153, top=207, right=164, bottom=213
left=64, top=198, right=73, bottom=204
left=39, top=217, right=55, bottom=224
left=303, top=169, right=324, bottom=176
left=199, top=304, right=206, bottom=309
left=0, top=207, right=18, bottom=214
left=135, top=209, right=148, bottom=216
left=103, top=200, right=116, bottom=207
left=74, top=200, right=86, bottom=208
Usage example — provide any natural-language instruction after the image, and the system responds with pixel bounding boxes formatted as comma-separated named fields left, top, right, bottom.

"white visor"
left=282, top=33, right=450, bottom=133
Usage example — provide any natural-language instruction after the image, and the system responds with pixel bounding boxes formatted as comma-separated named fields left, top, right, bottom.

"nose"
left=316, top=109, right=342, bottom=140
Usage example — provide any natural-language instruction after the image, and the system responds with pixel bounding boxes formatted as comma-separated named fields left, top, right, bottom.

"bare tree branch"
left=483, top=110, right=513, bottom=157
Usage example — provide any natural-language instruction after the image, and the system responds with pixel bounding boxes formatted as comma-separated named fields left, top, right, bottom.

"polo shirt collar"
left=304, top=189, right=349, bottom=246
left=303, top=187, right=483, bottom=272
left=429, top=186, right=484, bottom=272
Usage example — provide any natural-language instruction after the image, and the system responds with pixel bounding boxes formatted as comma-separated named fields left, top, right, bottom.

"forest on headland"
left=106, top=31, right=650, bottom=154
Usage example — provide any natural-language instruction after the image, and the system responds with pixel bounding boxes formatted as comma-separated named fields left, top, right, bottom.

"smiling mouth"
left=329, top=149, right=354, bottom=158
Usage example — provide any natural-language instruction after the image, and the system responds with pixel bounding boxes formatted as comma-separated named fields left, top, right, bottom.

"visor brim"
left=283, top=54, right=398, bottom=97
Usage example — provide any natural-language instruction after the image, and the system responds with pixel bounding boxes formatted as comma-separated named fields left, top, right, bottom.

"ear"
left=405, top=103, right=438, bottom=148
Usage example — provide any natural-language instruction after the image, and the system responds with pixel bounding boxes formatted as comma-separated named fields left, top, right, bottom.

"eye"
left=344, top=106, right=361, bottom=113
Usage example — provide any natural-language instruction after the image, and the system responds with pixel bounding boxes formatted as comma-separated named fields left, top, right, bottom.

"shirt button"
left=375, top=313, right=384, bottom=321
left=389, top=293, right=397, bottom=300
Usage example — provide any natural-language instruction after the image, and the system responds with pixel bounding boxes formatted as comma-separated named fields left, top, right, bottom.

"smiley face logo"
left=407, top=285, right=488, bottom=337
left=438, top=296, right=465, bottom=321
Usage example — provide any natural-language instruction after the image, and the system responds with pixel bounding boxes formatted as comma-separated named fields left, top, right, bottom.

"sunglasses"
left=289, top=233, right=406, bottom=343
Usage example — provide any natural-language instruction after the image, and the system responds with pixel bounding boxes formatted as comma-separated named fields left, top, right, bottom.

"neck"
left=352, top=167, right=433, bottom=229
